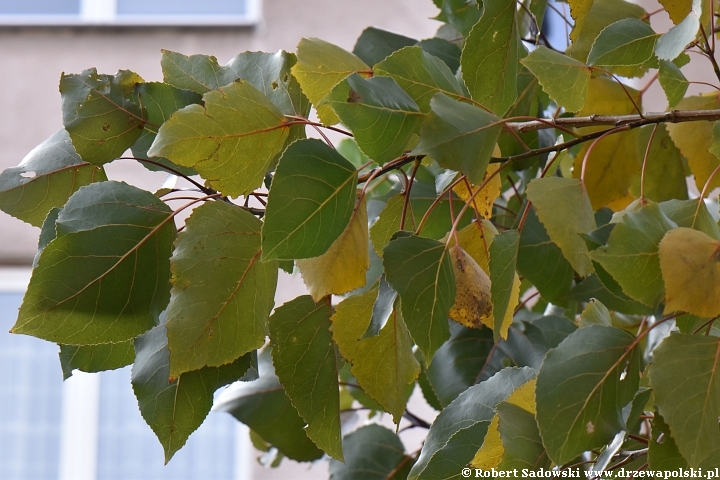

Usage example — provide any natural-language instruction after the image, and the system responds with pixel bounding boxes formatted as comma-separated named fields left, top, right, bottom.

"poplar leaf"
left=12, top=182, right=175, bottom=345
left=588, top=18, right=660, bottom=67
left=298, top=196, right=369, bottom=302
left=0, top=129, right=107, bottom=227
left=659, top=60, right=689, bottom=108
left=488, top=231, right=521, bottom=341
left=132, top=325, right=257, bottom=463
left=60, top=68, right=146, bottom=165
left=59, top=341, right=134, bottom=380
left=453, top=164, right=503, bottom=219
left=448, top=245, right=492, bottom=330
left=658, top=0, right=694, bottom=24
left=329, top=425, right=414, bottom=480
left=160, top=50, right=238, bottom=93
left=455, top=219, right=497, bottom=272
left=412, top=93, right=502, bottom=184
left=460, top=0, right=520, bottom=115
left=269, top=296, right=343, bottom=461
left=666, top=95, right=720, bottom=193
left=648, top=412, right=690, bottom=469
left=323, top=74, right=424, bottom=164
left=262, top=139, right=358, bottom=260
left=352, top=27, right=417, bottom=66
left=579, top=298, right=612, bottom=327
left=384, top=235, right=454, bottom=364
left=432, top=0, right=482, bottom=37
left=631, top=125, right=688, bottom=203
left=370, top=195, right=413, bottom=257
left=590, top=203, right=676, bottom=307
left=148, top=80, right=290, bottom=197
left=525, top=177, right=597, bottom=277
left=659, top=199, right=720, bottom=240
left=409, top=367, right=536, bottom=480
left=165, top=201, right=277, bottom=377
left=497, top=401, right=550, bottom=469
left=520, top=46, right=591, bottom=113
left=659, top=228, right=720, bottom=318
left=648, top=334, right=720, bottom=468
left=536, top=325, right=643, bottom=465
left=292, top=38, right=371, bottom=125
left=374, top=46, right=467, bottom=112
left=568, top=0, right=595, bottom=43
left=655, top=0, right=700, bottom=61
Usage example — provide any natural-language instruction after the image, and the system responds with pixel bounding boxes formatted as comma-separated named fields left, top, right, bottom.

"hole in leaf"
left=586, top=421, right=595, bottom=434
left=20, top=171, right=36, bottom=178
left=271, top=81, right=279, bottom=90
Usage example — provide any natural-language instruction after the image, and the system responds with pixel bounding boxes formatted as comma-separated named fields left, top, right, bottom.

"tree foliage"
left=5, top=0, right=720, bottom=474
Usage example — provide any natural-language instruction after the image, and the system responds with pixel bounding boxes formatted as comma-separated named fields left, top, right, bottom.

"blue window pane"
left=0, top=0, right=80, bottom=14
left=117, top=0, right=247, bottom=15
left=96, top=366, right=239, bottom=480
left=0, top=293, right=62, bottom=480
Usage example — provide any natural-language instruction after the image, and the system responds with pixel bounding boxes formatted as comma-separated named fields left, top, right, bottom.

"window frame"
left=0, top=0, right=262, bottom=26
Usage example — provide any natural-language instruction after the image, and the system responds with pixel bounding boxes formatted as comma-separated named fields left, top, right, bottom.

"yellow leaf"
left=448, top=245, right=493, bottom=329
left=568, top=0, right=595, bottom=42
left=297, top=196, right=369, bottom=301
left=577, top=76, right=641, bottom=117
left=453, top=164, right=503, bottom=219
left=658, top=0, right=693, bottom=24
left=470, top=378, right=537, bottom=468
left=659, top=227, right=720, bottom=318
left=666, top=95, right=720, bottom=193
left=453, top=220, right=498, bottom=272
left=497, top=274, right=521, bottom=340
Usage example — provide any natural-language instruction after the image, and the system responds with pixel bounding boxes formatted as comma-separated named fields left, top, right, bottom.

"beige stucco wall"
left=0, top=0, right=440, bottom=264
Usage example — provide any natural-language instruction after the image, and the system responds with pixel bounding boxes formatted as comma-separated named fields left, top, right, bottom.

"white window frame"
left=0, top=0, right=261, bottom=26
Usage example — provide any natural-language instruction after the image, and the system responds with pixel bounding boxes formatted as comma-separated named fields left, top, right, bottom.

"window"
left=0, top=0, right=261, bottom=26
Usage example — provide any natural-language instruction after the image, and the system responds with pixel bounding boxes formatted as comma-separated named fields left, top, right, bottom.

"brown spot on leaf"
left=102, top=123, right=111, bottom=132
left=347, top=89, right=363, bottom=103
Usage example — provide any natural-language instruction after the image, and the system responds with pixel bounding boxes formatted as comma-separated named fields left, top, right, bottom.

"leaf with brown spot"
left=448, top=245, right=492, bottom=330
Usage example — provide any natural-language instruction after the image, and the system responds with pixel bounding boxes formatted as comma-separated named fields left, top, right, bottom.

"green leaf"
left=520, top=46, right=591, bottom=113
left=649, top=334, right=720, bottom=468
left=566, top=273, right=653, bottom=316
left=12, top=181, right=175, bottom=345
left=648, top=411, right=689, bottom=469
left=0, top=129, right=107, bottom=227
left=497, top=402, right=551, bottom=469
left=461, top=0, right=521, bottom=115
left=417, top=38, right=463, bottom=73
left=631, top=125, right=688, bottom=203
left=59, top=341, right=134, bottom=380
left=659, top=60, right=689, bottom=108
left=412, top=94, right=501, bottom=184
left=329, top=425, right=413, bottom=480
left=590, top=203, right=676, bottom=307
left=291, top=38, right=371, bottom=125
left=579, top=298, right=612, bottom=327
left=352, top=27, right=417, bottom=66
left=517, top=207, right=575, bottom=302
left=147, top=80, right=290, bottom=197
left=655, top=0, right=701, bottom=61
left=131, top=82, right=202, bottom=176
left=331, top=291, right=420, bottom=423
left=409, top=367, right=536, bottom=480
left=161, top=50, right=238, bottom=93
left=370, top=195, right=413, bottom=257
left=374, top=46, right=467, bottom=113
left=262, top=138, right=358, bottom=260
left=132, top=325, right=257, bottom=463
left=165, top=201, right=277, bottom=377
left=567, top=0, right=646, bottom=64
left=384, top=235, right=454, bottom=364
left=432, top=0, right=482, bottom=37
left=659, top=198, right=720, bottom=240
left=489, top=230, right=520, bottom=341
left=536, top=325, right=643, bottom=465
left=588, top=18, right=659, bottom=67
left=526, top=177, right=597, bottom=277
left=60, top=68, right=146, bottom=165
left=214, top=351, right=324, bottom=462
left=269, top=296, right=343, bottom=461
left=323, top=74, right=424, bottom=164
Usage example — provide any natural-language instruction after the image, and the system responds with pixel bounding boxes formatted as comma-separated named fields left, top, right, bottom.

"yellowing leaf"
left=448, top=245, right=493, bottom=329
left=470, top=378, right=538, bottom=468
left=667, top=95, right=720, bottom=192
left=453, top=163, right=502, bottom=219
left=658, top=0, right=693, bottom=24
left=455, top=220, right=498, bottom=272
left=659, top=227, right=720, bottom=318
left=577, top=75, right=641, bottom=117
left=291, top=38, right=371, bottom=125
left=569, top=0, right=595, bottom=42
left=297, top=196, right=369, bottom=301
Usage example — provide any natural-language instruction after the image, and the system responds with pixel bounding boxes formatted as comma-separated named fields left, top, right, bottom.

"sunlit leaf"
left=520, top=46, right=591, bottom=113
left=148, top=80, right=290, bottom=196
left=588, top=18, right=659, bottom=67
